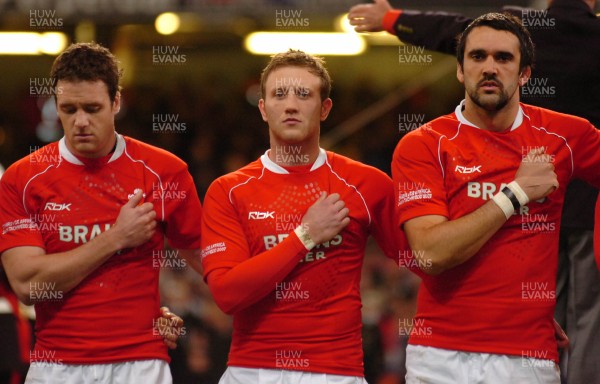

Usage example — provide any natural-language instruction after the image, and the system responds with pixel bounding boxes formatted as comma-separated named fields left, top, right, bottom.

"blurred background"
left=0, top=0, right=575, bottom=383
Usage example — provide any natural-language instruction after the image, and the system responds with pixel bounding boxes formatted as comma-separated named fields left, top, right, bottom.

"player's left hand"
left=553, top=319, right=569, bottom=349
left=157, top=306, right=184, bottom=349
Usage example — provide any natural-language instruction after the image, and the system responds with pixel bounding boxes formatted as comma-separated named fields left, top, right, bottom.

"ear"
left=258, top=99, right=268, bottom=122
left=456, top=63, right=465, bottom=84
left=320, top=98, right=333, bottom=121
left=518, top=66, right=532, bottom=86
left=113, top=91, right=121, bottom=114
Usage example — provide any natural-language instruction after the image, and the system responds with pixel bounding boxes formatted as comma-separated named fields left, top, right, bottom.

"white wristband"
left=492, top=190, right=515, bottom=219
left=294, top=225, right=316, bottom=251
left=507, top=181, right=529, bottom=206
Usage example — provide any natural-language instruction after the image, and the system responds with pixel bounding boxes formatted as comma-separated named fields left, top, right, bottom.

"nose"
left=283, top=93, right=299, bottom=114
left=482, top=56, right=498, bottom=76
left=73, top=109, right=89, bottom=128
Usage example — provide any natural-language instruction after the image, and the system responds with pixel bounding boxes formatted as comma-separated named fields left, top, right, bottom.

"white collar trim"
left=260, top=148, right=327, bottom=174
left=59, top=133, right=125, bottom=165
left=455, top=99, right=523, bottom=131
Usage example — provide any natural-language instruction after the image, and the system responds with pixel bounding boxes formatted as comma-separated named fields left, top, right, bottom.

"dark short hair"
left=260, top=49, right=332, bottom=101
left=51, top=42, right=123, bottom=102
left=456, top=12, right=535, bottom=71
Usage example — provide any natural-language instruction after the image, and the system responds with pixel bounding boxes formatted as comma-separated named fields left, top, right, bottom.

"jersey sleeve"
left=162, top=163, right=202, bottom=250
left=392, top=128, right=449, bottom=226
left=363, top=168, right=410, bottom=265
left=0, top=165, right=45, bottom=254
left=390, top=10, right=473, bottom=55
left=200, top=178, right=308, bottom=315
left=570, top=120, right=600, bottom=188
left=392, top=129, right=447, bottom=278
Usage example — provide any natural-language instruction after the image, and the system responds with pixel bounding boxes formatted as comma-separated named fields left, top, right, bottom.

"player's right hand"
left=112, top=189, right=157, bottom=249
left=301, top=192, right=350, bottom=245
left=348, top=0, right=392, bottom=33
left=514, top=147, right=559, bottom=202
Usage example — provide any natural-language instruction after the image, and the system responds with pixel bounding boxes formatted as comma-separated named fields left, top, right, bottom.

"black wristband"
left=501, top=186, right=521, bottom=210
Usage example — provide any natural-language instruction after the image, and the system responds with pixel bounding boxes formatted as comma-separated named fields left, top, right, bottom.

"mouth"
left=74, top=133, right=93, bottom=140
left=479, top=80, right=500, bottom=91
left=283, top=118, right=301, bottom=124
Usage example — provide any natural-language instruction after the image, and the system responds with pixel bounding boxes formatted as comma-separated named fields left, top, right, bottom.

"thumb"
left=126, top=189, right=143, bottom=207
left=523, top=147, right=544, bottom=162
left=528, top=147, right=546, bottom=156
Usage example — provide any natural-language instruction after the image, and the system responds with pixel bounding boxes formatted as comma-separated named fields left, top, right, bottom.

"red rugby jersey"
left=392, top=101, right=600, bottom=363
left=595, top=194, right=600, bottom=270
left=201, top=149, right=401, bottom=377
left=0, top=134, right=202, bottom=364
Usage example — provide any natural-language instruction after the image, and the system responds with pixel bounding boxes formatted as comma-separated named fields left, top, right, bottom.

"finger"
left=553, top=320, right=567, bottom=337
left=142, top=208, right=157, bottom=220
left=326, top=193, right=341, bottom=203
left=340, top=217, right=351, bottom=228
left=174, top=318, right=184, bottom=327
left=523, top=148, right=544, bottom=162
left=166, top=341, right=177, bottom=350
left=333, top=200, right=346, bottom=211
left=337, top=207, right=350, bottom=220
left=536, top=153, right=553, bottom=163
left=126, top=189, right=144, bottom=207
left=528, top=147, right=548, bottom=158
left=160, top=306, right=171, bottom=316
left=348, top=5, right=368, bottom=16
left=137, top=202, right=156, bottom=214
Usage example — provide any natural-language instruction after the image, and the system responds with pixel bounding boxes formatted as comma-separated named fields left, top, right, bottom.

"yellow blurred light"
left=0, top=32, right=68, bottom=55
left=39, top=32, right=68, bottom=54
left=155, top=12, right=181, bottom=35
left=336, top=13, right=355, bottom=33
left=244, top=32, right=366, bottom=55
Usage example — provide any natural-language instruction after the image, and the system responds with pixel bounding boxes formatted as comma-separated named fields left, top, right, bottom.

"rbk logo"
left=248, top=211, right=275, bottom=220
left=44, top=202, right=71, bottom=211
left=455, top=165, right=482, bottom=174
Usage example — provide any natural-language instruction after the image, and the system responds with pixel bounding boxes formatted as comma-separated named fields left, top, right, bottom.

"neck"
left=268, top=141, right=320, bottom=167
left=462, top=98, right=521, bottom=132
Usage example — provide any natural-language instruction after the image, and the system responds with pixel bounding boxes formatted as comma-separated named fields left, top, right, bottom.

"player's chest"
left=440, top=133, right=567, bottom=216
left=234, top=177, right=369, bottom=257
left=237, top=177, right=368, bottom=230
left=28, top=167, right=161, bottom=244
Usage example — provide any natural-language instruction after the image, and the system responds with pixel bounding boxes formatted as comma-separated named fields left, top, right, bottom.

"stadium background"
left=0, top=1, right=567, bottom=383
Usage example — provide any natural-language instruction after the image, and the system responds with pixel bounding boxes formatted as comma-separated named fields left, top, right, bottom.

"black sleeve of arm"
left=393, top=10, right=473, bottom=55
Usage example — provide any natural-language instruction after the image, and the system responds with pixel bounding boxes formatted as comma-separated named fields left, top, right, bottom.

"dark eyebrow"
left=468, top=48, right=514, bottom=59
left=58, top=101, right=102, bottom=108
left=496, top=51, right=514, bottom=59
left=468, top=48, right=487, bottom=56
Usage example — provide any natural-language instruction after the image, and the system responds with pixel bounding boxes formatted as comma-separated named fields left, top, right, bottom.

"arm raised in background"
left=348, top=0, right=473, bottom=55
